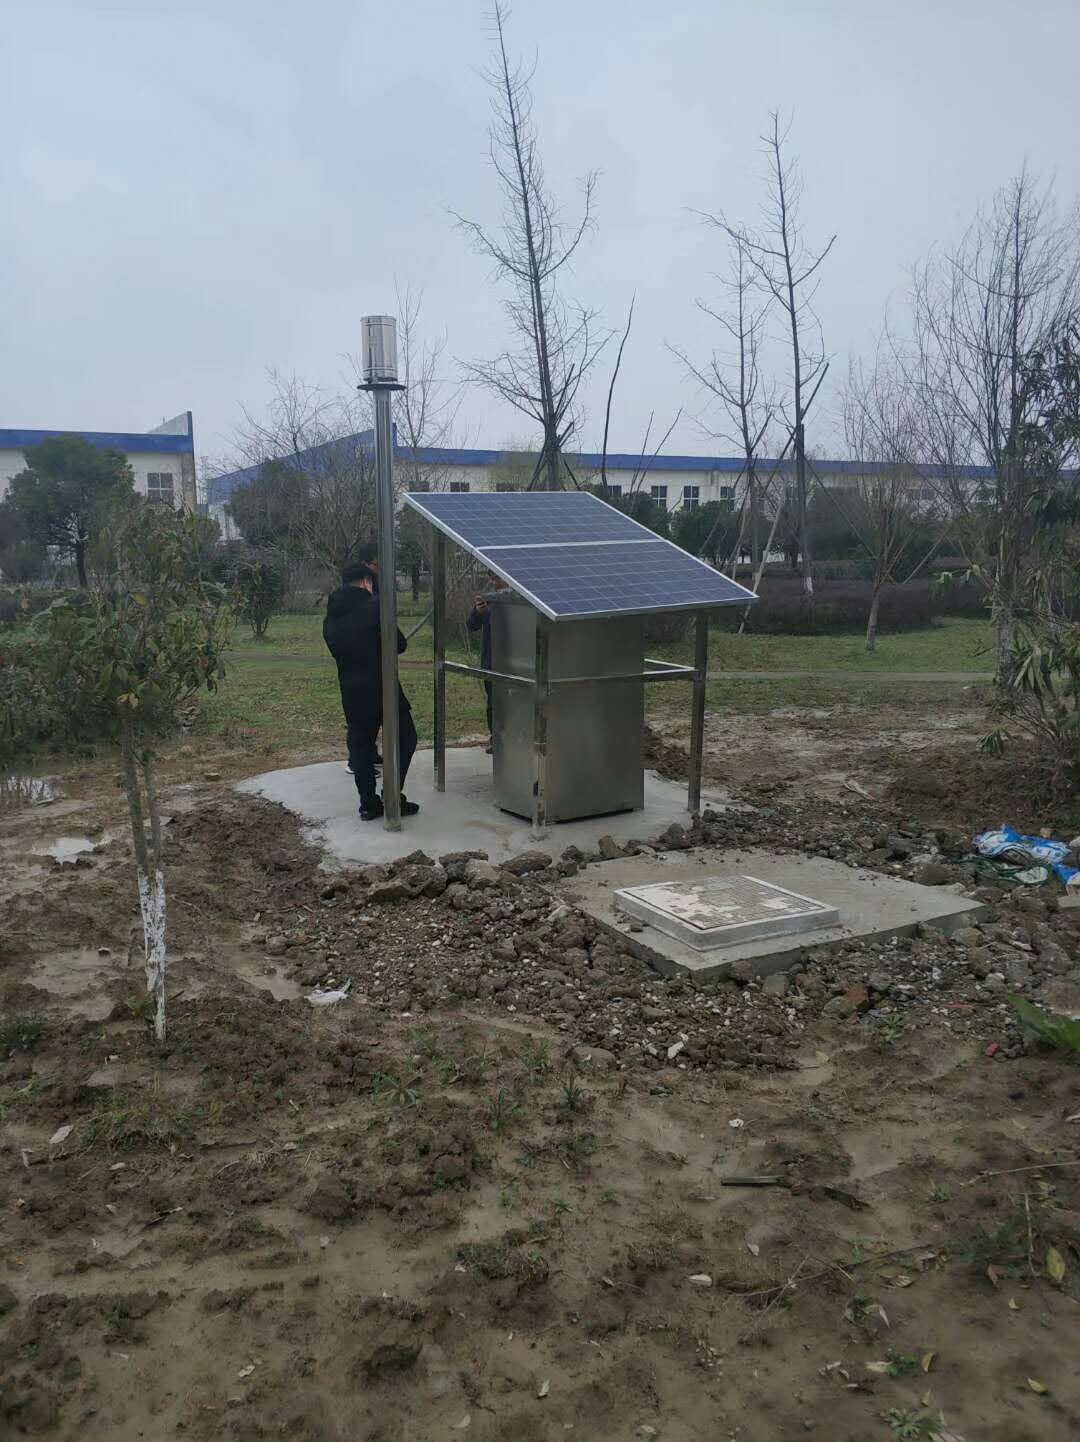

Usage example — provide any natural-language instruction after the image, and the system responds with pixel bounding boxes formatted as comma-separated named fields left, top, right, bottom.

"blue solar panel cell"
left=475, top=541, right=755, bottom=618
left=406, top=491, right=649, bottom=548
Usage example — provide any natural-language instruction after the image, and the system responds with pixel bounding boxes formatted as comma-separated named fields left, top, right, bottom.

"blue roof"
left=0, top=427, right=192, bottom=455
left=203, top=431, right=1021, bottom=504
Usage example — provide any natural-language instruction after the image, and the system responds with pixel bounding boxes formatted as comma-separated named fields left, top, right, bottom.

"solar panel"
left=475, top=540, right=755, bottom=618
left=405, top=490, right=652, bottom=548
left=403, top=490, right=757, bottom=621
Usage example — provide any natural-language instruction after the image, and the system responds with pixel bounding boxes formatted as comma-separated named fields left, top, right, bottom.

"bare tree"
left=904, top=169, right=1080, bottom=671
left=838, top=350, right=951, bottom=649
left=392, top=282, right=464, bottom=495
left=229, top=370, right=376, bottom=574
left=454, top=3, right=605, bottom=489
left=701, top=111, right=835, bottom=603
left=669, top=233, right=779, bottom=571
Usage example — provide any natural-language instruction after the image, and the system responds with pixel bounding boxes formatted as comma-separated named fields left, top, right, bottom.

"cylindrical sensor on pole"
left=361, top=315, right=399, bottom=385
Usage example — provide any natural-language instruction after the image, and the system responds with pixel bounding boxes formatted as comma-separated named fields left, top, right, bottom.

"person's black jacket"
left=323, top=585, right=408, bottom=723
left=467, top=601, right=493, bottom=671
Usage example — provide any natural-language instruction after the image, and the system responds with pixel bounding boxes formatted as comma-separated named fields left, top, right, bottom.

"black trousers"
left=347, top=706, right=417, bottom=808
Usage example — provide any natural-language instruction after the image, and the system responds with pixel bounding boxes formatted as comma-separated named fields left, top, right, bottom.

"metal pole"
left=432, top=531, right=446, bottom=792
left=531, top=617, right=551, bottom=838
left=688, top=609, right=708, bottom=814
left=373, top=387, right=401, bottom=831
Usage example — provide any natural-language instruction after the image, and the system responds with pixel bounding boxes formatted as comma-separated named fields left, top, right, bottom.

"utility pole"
left=359, top=314, right=405, bottom=831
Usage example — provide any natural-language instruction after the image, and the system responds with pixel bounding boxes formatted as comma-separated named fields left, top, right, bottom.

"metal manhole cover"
left=614, top=874, right=839, bottom=951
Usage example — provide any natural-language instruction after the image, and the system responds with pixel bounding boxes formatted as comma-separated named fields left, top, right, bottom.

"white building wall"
left=0, top=447, right=191, bottom=507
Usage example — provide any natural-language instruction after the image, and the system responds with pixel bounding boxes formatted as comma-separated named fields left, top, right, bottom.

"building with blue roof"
left=0, top=412, right=197, bottom=510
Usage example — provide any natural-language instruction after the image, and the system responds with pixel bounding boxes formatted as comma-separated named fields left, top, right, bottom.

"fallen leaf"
left=1026, top=1378, right=1048, bottom=1395
left=746, top=1242, right=760, bottom=1257
left=891, top=1273, right=914, bottom=1288
left=877, top=1305, right=890, bottom=1328
left=49, top=1124, right=74, bottom=1147
left=814, top=1050, right=831, bottom=1065
left=1008, top=1297, right=1020, bottom=1311
left=237, top=1364, right=256, bottom=1379
left=687, top=1273, right=713, bottom=1287
left=865, top=1361, right=891, bottom=1374
left=1066, top=1111, right=1080, bottom=1123
left=537, top=1379, right=550, bottom=1399
left=728, top=1118, right=745, bottom=1130
left=451, top=1417, right=471, bottom=1431
left=1046, top=1246, right=1066, bottom=1285
left=921, top=1351, right=936, bottom=1374
left=666, top=1040, right=685, bottom=1061
left=986, top=1264, right=1003, bottom=1289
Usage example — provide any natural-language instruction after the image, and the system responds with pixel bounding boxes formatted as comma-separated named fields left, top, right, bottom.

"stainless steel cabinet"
left=490, top=595, right=644, bottom=822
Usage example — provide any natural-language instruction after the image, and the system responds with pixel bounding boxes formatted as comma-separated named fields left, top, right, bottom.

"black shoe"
left=399, top=795, right=420, bottom=817
left=359, top=798, right=384, bottom=821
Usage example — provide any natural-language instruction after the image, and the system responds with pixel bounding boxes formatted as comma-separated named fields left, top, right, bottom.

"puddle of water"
left=28, top=948, right=124, bottom=1020
left=0, top=775, right=62, bottom=812
left=33, top=833, right=113, bottom=864
left=236, top=961, right=302, bottom=1001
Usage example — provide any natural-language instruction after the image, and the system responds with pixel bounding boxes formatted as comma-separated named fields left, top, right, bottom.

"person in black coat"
left=467, top=574, right=507, bottom=753
left=323, top=563, right=418, bottom=821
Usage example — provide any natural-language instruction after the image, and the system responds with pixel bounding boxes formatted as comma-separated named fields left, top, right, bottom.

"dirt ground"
left=2, top=694, right=1079, bottom=1441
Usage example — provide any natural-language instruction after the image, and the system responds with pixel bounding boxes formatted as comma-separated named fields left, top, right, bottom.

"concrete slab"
left=615, top=874, right=840, bottom=950
left=554, top=848, right=988, bottom=979
left=237, top=747, right=733, bottom=868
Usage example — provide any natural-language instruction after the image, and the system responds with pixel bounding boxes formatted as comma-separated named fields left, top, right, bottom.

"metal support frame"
left=688, top=608, right=708, bottom=814
left=442, top=661, right=535, bottom=688
left=531, top=616, right=551, bottom=838
left=432, top=531, right=446, bottom=792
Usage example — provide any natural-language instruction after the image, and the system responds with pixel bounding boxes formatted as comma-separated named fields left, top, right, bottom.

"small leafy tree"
left=673, top=501, right=740, bottom=567
left=31, top=504, right=231, bottom=1041
left=230, top=548, right=285, bottom=638
left=7, top=435, right=135, bottom=587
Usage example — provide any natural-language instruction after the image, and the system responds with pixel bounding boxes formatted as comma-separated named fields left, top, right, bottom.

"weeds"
left=887, top=1353, right=919, bottom=1378
left=83, top=1091, right=195, bottom=1151
left=1010, top=994, right=1080, bottom=1054
left=0, top=1015, right=46, bottom=1056
left=370, top=1071, right=422, bottom=1110
left=558, top=1074, right=588, bottom=1114
left=486, top=1088, right=523, bottom=1133
left=521, top=1041, right=552, bottom=1079
left=883, top=1409, right=940, bottom=1440
left=957, top=1216, right=1025, bottom=1273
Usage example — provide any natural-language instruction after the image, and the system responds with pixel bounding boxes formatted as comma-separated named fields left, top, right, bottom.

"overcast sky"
left=3, top=0, right=1079, bottom=471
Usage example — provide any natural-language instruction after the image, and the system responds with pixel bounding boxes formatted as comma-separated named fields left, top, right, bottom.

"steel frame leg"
left=432, top=531, right=446, bottom=792
left=530, top=617, right=551, bottom=838
left=688, top=608, right=708, bottom=813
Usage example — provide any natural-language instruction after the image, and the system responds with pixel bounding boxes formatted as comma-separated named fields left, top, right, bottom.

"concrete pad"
left=237, top=746, right=733, bottom=868
left=615, top=875, right=840, bottom=950
left=554, top=847, right=988, bottom=979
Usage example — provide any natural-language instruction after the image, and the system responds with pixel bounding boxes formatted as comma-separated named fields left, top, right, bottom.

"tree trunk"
left=411, top=562, right=421, bottom=602
left=75, top=537, right=88, bottom=589
left=120, top=724, right=168, bottom=1044
left=865, top=585, right=882, bottom=652
left=997, top=609, right=1014, bottom=682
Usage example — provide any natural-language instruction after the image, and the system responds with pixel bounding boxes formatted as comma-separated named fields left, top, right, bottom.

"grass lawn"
left=204, top=607, right=992, bottom=757
left=654, top=615, right=994, bottom=673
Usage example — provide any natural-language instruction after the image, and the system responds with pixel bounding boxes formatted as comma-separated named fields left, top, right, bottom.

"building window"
left=605, top=484, right=623, bottom=497
left=146, top=472, right=175, bottom=504
left=682, top=484, right=700, bottom=510
left=449, top=480, right=470, bottom=493
left=649, top=484, right=668, bottom=509
left=717, top=485, right=735, bottom=501
left=494, top=482, right=516, bottom=493
left=410, top=479, right=430, bottom=493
